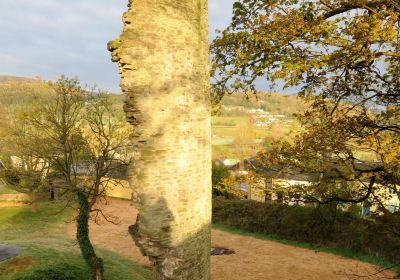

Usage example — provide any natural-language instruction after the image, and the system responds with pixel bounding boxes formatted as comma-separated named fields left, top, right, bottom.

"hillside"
left=0, top=76, right=305, bottom=160
left=0, top=76, right=51, bottom=110
left=0, top=75, right=40, bottom=83
left=218, top=91, right=306, bottom=117
left=0, top=76, right=125, bottom=111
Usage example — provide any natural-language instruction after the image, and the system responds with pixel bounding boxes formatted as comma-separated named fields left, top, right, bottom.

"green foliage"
left=212, top=161, right=231, bottom=197
left=213, top=197, right=400, bottom=264
left=212, top=161, right=230, bottom=187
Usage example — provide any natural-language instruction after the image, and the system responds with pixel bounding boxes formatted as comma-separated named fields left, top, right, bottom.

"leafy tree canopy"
left=212, top=0, right=400, bottom=207
left=213, top=0, right=400, bottom=106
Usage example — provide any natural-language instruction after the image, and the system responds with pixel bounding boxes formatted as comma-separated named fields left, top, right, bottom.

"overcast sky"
left=0, top=0, right=238, bottom=93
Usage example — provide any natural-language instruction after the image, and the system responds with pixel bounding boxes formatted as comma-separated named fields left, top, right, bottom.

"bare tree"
left=1, top=76, right=131, bottom=280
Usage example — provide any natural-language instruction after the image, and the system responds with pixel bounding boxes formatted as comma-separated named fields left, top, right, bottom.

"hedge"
left=212, top=197, right=400, bottom=264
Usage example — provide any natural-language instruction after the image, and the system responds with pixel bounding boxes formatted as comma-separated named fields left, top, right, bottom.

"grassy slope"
left=213, top=223, right=400, bottom=275
left=0, top=202, right=152, bottom=280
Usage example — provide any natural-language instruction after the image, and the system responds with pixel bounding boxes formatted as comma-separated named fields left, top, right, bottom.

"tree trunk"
left=108, top=1, right=211, bottom=279
left=49, top=181, right=55, bottom=200
left=76, top=191, right=104, bottom=280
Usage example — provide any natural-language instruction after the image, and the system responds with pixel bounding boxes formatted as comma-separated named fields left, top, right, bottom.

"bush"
left=212, top=197, right=400, bottom=264
left=212, top=161, right=230, bottom=187
left=212, top=161, right=231, bottom=197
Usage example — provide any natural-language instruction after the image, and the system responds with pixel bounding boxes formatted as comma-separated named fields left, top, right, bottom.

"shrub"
left=212, top=161, right=230, bottom=187
left=212, top=161, right=231, bottom=197
left=212, top=197, right=400, bottom=264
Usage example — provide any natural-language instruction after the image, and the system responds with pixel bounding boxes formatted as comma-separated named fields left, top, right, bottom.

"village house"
left=5, top=156, right=132, bottom=200
left=227, top=157, right=400, bottom=215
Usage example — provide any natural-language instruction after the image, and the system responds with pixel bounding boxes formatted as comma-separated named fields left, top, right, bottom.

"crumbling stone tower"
left=108, top=0, right=211, bottom=279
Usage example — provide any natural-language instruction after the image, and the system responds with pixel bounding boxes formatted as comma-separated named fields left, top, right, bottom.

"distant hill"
left=0, top=75, right=41, bottom=84
left=0, top=76, right=304, bottom=116
left=0, top=76, right=51, bottom=111
left=0, top=76, right=304, bottom=160
left=218, top=91, right=306, bottom=118
left=0, top=76, right=123, bottom=110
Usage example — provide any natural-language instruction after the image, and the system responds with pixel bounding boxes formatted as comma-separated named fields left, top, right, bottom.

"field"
left=209, top=92, right=306, bottom=160
left=211, top=115, right=297, bottom=159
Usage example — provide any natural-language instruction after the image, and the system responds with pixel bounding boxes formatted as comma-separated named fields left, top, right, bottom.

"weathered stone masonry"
left=108, top=0, right=211, bottom=279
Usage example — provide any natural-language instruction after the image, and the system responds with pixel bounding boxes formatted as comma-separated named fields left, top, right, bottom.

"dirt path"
left=67, top=199, right=396, bottom=280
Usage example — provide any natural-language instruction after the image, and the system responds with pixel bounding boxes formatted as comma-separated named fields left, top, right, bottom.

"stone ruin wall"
left=108, top=0, right=211, bottom=279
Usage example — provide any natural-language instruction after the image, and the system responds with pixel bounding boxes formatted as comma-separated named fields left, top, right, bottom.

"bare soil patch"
left=66, top=199, right=150, bottom=267
left=67, top=199, right=396, bottom=280
left=0, top=256, right=34, bottom=276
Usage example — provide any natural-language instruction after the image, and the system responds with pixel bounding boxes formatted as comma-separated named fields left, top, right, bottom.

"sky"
left=0, top=0, right=238, bottom=93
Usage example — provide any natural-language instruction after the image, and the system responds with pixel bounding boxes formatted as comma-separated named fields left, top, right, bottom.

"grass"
left=0, top=187, right=19, bottom=195
left=0, top=242, right=151, bottom=280
left=0, top=241, right=151, bottom=280
left=0, top=202, right=71, bottom=240
left=0, top=202, right=152, bottom=280
left=212, top=223, right=400, bottom=275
